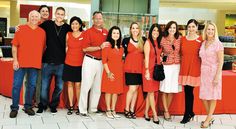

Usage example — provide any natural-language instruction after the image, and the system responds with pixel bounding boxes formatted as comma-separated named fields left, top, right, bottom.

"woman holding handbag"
left=143, top=23, right=162, bottom=124
left=160, top=21, right=182, bottom=121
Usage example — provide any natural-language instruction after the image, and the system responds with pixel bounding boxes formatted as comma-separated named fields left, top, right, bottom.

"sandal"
left=106, top=110, right=114, bottom=119
left=67, top=107, right=73, bottom=115
left=124, top=109, right=131, bottom=118
left=164, top=111, right=171, bottom=121
left=129, top=111, right=136, bottom=119
left=111, top=110, right=121, bottom=118
left=75, top=109, right=80, bottom=115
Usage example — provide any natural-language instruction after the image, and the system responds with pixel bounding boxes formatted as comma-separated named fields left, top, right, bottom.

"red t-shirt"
left=65, top=32, right=84, bottom=66
left=82, top=26, right=108, bottom=58
left=11, top=24, right=45, bottom=69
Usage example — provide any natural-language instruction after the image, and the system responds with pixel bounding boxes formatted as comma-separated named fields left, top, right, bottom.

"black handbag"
left=152, top=43, right=165, bottom=81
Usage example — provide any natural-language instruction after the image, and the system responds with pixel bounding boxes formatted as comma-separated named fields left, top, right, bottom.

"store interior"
left=0, top=0, right=236, bottom=69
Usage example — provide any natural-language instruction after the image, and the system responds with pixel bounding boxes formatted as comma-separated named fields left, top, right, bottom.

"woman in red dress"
left=62, top=16, right=84, bottom=115
left=101, top=26, right=124, bottom=119
left=123, top=22, right=144, bottom=119
left=143, top=23, right=162, bottom=124
left=179, top=19, right=203, bottom=123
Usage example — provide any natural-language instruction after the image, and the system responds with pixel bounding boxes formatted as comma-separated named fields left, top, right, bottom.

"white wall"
left=159, top=7, right=217, bottom=25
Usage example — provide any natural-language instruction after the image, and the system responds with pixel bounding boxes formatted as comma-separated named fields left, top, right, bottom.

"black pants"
left=184, top=85, right=194, bottom=115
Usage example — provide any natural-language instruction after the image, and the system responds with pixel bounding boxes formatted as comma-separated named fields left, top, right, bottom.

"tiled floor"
left=0, top=95, right=235, bottom=129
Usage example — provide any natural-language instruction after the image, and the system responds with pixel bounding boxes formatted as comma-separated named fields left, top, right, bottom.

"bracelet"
left=99, top=46, right=102, bottom=50
left=145, top=67, right=149, bottom=70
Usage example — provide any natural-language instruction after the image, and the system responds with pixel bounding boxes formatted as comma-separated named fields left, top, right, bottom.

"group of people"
left=9, top=4, right=224, bottom=128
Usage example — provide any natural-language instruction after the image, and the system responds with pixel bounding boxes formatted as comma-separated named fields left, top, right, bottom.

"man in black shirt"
left=37, top=7, right=71, bottom=114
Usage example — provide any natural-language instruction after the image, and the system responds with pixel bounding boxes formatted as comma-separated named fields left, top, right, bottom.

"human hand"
left=13, top=60, right=19, bottom=70
left=100, top=42, right=110, bottom=49
left=213, top=76, right=219, bottom=86
left=145, top=70, right=150, bottom=80
left=107, top=72, right=115, bottom=81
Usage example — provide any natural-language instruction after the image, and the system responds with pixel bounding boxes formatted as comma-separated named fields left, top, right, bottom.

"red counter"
left=1, top=59, right=236, bottom=116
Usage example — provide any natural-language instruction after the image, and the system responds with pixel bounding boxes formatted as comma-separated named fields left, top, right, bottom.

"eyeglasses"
left=172, top=44, right=175, bottom=50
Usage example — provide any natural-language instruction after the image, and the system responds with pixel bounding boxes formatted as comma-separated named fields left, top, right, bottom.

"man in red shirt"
left=79, top=11, right=109, bottom=116
left=9, top=10, right=45, bottom=118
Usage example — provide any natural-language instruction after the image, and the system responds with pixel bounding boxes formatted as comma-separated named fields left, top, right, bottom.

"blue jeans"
left=39, top=63, right=64, bottom=109
left=10, top=68, right=38, bottom=111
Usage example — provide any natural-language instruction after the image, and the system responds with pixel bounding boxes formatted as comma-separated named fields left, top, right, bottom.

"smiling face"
left=187, top=22, right=198, bottom=35
left=168, top=23, right=176, bottom=36
left=111, top=29, right=120, bottom=41
left=93, top=13, right=104, bottom=28
left=71, top=20, right=81, bottom=32
left=55, top=9, right=65, bottom=23
left=206, top=24, right=215, bottom=39
left=152, top=27, right=159, bottom=40
left=130, top=23, right=140, bottom=37
left=39, top=7, right=49, bottom=20
left=28, top=11, right=41, bottom=25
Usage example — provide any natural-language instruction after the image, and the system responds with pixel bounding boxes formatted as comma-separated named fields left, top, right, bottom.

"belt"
left=86, top=54, right=101, bottom=60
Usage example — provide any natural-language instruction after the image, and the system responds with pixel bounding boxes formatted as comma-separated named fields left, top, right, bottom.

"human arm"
left=144, top=41, right=150, bottom=80
left=213, top=50, right=224, bottom=86
left=102, top=47, right=114, bottom=80
left=65, top=33, right=69, bottom=52
left=12, top=45, right=19, bottom=70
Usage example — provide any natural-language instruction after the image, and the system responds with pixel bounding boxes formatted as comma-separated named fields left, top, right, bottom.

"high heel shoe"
left=129, top=111, right=136, bottom=119
left=67, top=107, right=73, bottom=115
left=180, top=113, right=195, bottom=124
left=164, top=111, right=171, bottom=121
left=106, top=110, right=114, bottom=119
left=201, top=118, right=215, bottom=127
left=153, top=116, right=160, bottom=124
left=144, top=114, right=151, bottom=121
left=124, top=109, right=131, bottom=118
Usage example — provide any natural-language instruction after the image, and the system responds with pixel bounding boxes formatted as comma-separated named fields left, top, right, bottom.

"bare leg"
left=105, top=93, right=111, bottom=111
left=145, top=94, right=150, bottom=118
left=67, top=81, right=74, bottom=107
left=202, top=100, right=209, bottom=114
left=162, top=93, right=170, bottom=119
left=111, top=94, right=118, bottom=111
left=149, top=92, right=158, bottom=121
left=75, top=82, right=81, bottom=106
left=130, top=86, right=138, bottom=112
left=167, top=93, right=173, bottom=109
left=202, top=100, right=217, bottom=127
left=125, top=85, right=137, bottom=111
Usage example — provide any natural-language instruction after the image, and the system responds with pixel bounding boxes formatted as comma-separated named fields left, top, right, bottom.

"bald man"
left=9, top=10, right=46, bottom=118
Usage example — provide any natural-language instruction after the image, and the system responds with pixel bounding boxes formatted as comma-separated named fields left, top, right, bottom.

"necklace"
left=131, top=37, right=138, bottom=43
left=54, top=22, right=62, bottom=36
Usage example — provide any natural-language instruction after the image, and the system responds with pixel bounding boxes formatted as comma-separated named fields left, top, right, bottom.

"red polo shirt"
left=11, top=24, right=45, bottom=69
left=82, top=26, right=108, bottom=58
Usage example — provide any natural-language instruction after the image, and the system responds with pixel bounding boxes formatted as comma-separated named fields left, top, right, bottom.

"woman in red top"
left=179, top=19, right=203, bottom=124
left=143, top=23, right=162, bottom=124
left=101, top=26, right=124, bottom=119
left=160, top=21, right=182, bottom=121
left=62, top=16, right=85, bottom=115
left=123, top=22, right=144, bottom=119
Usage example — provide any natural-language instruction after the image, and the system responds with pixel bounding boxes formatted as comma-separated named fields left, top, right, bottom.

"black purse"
left=152, top=43, right=165, bottom=81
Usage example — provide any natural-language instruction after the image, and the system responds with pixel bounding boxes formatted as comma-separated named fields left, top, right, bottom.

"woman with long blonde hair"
left=123, top=22, right=144, bottom=119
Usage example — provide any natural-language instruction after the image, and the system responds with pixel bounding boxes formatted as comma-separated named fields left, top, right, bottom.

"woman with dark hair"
left=179, top=19, right=203, bottom=124
left=101, top=26, right=124, bottom=119
left=38, top=5, right=50, bottom=24
left=62, top=16, right=85, bottom=115
left=143, top=23, right=162, bottom=124
left=123, top=22, right=144, bottom=119
left=160, top=21, right=182, bottom=121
